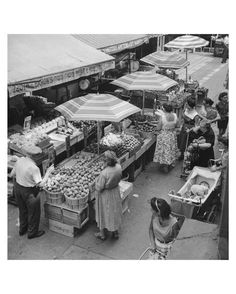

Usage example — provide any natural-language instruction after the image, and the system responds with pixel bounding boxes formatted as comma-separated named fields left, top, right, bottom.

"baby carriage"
left=169, top=166, right=222, bottom=222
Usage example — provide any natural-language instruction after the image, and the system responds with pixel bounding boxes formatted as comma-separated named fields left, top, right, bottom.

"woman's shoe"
left=112, top=231, right=119, bottom=240
left=94, top=232, right=106, bottom=241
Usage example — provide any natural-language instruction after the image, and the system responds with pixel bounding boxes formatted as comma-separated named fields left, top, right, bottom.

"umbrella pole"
left=185, top=50, right=188, bottom=82
left=97, top=121, right=100, bottom=154
left=142, top=91, right=145, bottom=116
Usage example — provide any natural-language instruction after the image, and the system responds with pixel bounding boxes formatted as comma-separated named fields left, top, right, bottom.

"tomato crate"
left=62, top=204, right=89, bottom=228
left=128, top=143, right=142, bottom=158
left=44, top=202, right=63, bottom=222
left=117, top=152, right=129, bottom=165
left=48, top=219, right=79, bottom=238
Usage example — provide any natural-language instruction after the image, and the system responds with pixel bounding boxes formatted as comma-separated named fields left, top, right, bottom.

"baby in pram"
left=179, top=179, right=210, bottom=199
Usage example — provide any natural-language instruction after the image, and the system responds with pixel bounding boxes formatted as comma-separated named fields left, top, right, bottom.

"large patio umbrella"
left=55, top=98, right=82, bottom=120
left=165, top=35, right=209, bottom=81
left=55, top=93, right=141, bottom=153
left=111, top=71, right=178, bottom=114
left=140, top=50, right=190, bottom=69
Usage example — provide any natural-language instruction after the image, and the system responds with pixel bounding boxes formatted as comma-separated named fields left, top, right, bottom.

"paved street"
left=7, top=52, right=228, bottom=260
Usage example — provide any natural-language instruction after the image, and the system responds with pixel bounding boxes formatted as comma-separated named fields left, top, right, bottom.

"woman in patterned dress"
left=95, top=150, right=122, bottom=240
left=153, top=103, right=179, bottom=173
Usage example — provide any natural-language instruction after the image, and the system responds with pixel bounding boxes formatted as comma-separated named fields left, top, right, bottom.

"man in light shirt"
left=10, top=146, right=53, bottom=239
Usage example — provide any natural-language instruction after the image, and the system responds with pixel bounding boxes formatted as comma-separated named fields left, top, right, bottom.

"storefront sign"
left=23, top=116, right=32, bottom=131
left=102, top=37, right=149, bottom=54
left=8, top=60, right=115, bottom=97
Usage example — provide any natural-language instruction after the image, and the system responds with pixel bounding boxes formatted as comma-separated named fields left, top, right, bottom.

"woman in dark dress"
left=189, top=120, right=215, bottom=167
left=178, top=97, right=201, bottom=159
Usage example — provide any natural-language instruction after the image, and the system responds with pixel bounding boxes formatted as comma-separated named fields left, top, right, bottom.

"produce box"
left=119, top=180, right=133, bottom=214
left=44, top=202, right=63, bottom=222
left=119, top=180, right=133, bottom=200
left=128, top=143, right=142, bottom=158
left=117, top=152, right=129, bottom=165
left=62, top=204, right=89, bottom=228
left=48, top=219, right=78, bottom=238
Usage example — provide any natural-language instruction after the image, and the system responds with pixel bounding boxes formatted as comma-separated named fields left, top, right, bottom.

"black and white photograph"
left=1, top=1, right=234, bottom=294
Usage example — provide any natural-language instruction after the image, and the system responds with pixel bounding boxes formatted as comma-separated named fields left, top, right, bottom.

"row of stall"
left=8, top=36, right=212, bottom=235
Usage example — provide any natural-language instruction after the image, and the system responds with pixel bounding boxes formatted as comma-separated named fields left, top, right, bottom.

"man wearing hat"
left=10, top=146, right=54, bottom=239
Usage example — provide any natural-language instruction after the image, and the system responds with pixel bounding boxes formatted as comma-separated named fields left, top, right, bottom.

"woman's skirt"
left=153, top=130, right=179, bottom=166
left=95, top=186, right=122, bottom=231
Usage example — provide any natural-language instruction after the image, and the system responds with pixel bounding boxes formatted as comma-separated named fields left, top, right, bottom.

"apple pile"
left=45, top=152, right=105, bottom=199
left=120, top=134, right=141, bottom=152
left=135, top=123, right=156, bottom=133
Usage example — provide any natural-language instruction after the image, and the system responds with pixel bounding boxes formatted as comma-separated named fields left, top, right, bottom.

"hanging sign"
left=23, top=116, right=32, bottom=131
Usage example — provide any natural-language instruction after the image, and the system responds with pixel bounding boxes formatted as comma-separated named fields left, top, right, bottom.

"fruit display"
left=170, top=92, right=188, bottom=108
left=9, top=130, right=50, bottom=150
left=135, top=123, right=157, bottom=133
left=45, top=152, right=105, bottom=200
left=71, top=120, right=97, bottom=134
left=100, top=133, right=123, bottom=148
left=120, top=134, right=142, bottom=153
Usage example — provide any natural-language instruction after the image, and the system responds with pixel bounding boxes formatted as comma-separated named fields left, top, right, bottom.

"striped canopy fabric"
left=140, top=51, right=190, bottom=69
left=111, top=71, right=178, bottom=91
left=55, top=94, right=141, bottom=122
left=55, top=98, right=82, bottom=120
left=165, top=35, right=209, bottom=49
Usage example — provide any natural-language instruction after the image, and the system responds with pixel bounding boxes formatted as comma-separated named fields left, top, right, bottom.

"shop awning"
left=8, top=34, right=115, bottom=97
left=72, top=34, right=154, bottom=54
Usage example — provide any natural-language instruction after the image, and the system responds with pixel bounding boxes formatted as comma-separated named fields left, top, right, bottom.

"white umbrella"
left=165, top=35, right=209, bottom=81
left=111, top=71, right=178, bottom=114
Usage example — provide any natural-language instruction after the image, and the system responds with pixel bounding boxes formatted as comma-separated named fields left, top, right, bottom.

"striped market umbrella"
left=55, top=98, right=82, bottom=120
left=111, top=71, right=178, bottom=114
left=165, top=35, right=209, bottom=81
left=59, top=93, right=141, bottom=122
left=55, top=93, right=141, bottom=153
left=141, top=50, right=190, bottom=69
left=56, top=94, right=141, bottom=122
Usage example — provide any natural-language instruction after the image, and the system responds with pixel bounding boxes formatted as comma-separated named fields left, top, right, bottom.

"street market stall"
left=41, top=94, right=145, bottom=235
left=111, top=71, right=178, bottom=115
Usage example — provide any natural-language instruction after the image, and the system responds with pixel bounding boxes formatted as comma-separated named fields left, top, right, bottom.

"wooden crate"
left=44, top=202, right=63, bottom=222
left=48, top=219, right=77, bottom=237
left=62, top=205, right=89, bottom=228
left=117, top=152, right=129, bottom=165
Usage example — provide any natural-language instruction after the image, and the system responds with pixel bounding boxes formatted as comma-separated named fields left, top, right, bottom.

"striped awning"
left=141, top=51, right=190, bottom=69
left=55, top=94, right=141, bottom=122
left=111, top=71, right=178, bottom=91
left=165, top=35, right=209, bottom=49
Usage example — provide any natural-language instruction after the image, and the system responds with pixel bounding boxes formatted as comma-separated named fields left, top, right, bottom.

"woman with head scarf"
left=94, top=150, right=123, bottom=240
